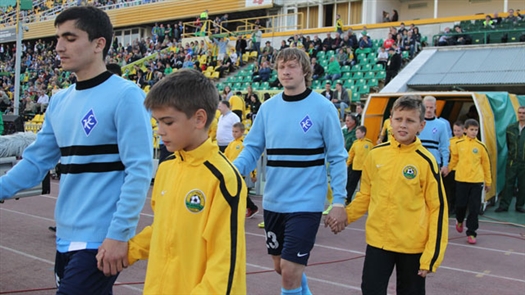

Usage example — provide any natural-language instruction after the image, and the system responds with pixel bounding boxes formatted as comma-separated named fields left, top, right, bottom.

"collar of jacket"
left=175, top=138, right=218, bottom=166
left=389, top=136, right=423, bottom=151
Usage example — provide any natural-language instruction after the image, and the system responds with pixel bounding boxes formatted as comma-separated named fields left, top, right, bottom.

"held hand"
left=326, top=206, right=348, bottom=234
left=376, top=138, right=383, bottom=145
left=97, top=238, right=129, bottom=277
left=418, top=269, right=429, bottom=278
left=251, top=176, right=257, bottom=183
left=440, top=166, right=449, bottom=177
left=485, top=185, right=491, bottom=193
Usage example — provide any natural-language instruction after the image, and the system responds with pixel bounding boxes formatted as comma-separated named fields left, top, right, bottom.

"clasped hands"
left=324, top=206, right=348, bottom=234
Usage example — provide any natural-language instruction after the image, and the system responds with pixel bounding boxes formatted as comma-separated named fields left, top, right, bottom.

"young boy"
left=448, top=119, right=492, bottom=244
left=330, top=95, right=448, bottom=294
left=113, top=69, right=247, bottom=294
left=346, top=125, right=373, bottom=204
left=224, top=122, right=259, bottom=218
left=443, top=121, right=465, bottom=215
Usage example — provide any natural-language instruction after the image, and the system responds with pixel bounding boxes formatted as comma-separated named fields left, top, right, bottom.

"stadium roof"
left=407, top=45, right=525, bottom=94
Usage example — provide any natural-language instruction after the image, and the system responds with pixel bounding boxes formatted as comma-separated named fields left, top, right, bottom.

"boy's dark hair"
left=220, top=100, right=230, bottom=108
left=144, top=69, right=218, bottom=129
left=106, top=63, right=122, bottom=76
left=464, top=119, right=479, bottom=129
left=233, top=122, right=245, bottom=132
left=453, top=120, right=464, bottom=128
left=356, top=125, right=367, bottom=134
left=235, top=91, right=242, bottom=96
left=55, top=6, right=113, bottom=59
left=391, top=95, right=425, bottom=122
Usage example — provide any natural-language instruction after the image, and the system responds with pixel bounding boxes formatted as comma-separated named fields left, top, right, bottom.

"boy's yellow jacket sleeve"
left=419, top=166, right=449, bottom=272
left=347, top=143, right=356, bottom=167
left=128, top=183, right=158, bottom=265
left=448, top=140, right=458, bottom=171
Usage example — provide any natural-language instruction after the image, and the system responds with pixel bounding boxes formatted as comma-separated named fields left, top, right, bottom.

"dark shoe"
left=48, top=226, right=56, bottom=232
left=495, top=207, right=508, bottom=213
left=246, top=207, right=259, bottom=219
left=516, top=208, right=525, bottom=213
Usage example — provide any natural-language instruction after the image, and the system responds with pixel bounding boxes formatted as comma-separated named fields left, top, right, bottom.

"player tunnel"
left=362, top=92, right=524, bottom=207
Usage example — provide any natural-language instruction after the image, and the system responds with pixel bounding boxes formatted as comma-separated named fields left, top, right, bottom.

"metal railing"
left=432, top=28, right=524, bottom=46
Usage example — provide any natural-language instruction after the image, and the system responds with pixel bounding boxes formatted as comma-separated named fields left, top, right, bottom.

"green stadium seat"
left=351, top=91, right=361, bottom=102
left=358, top=85, right=370, bottom=96
left=343, top=79, right=354, bottom=89
left=341, top=65, right=351, bottom=73
left=216, top=82, right=225, bottom=91
left=373, top=64, right=384, bottom=72
left=362, top=64, right=372, bottom=72
left=364, top=71, right=375, bottom=79
left=354, top=78, right=366, bottom=87
left=252, top=82, right=260, bottom=90
left=368, top=78, right=379, bottom=87
left=261, top=82, right=270, bottom=90
left=351, top=65, right=362, bottom=73
left=342, top=72, right=352, bottom=79
left=353, top=72, right=364, bottom=79
left=316, top=51, right=326, bottom=60
left=376, top=71, right=386, bottom=80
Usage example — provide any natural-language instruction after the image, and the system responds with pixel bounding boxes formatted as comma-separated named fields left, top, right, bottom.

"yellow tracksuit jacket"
left=224, top=137, right=256, bottom=179
left=128, top=139, right=247, bottom=294
left=449, top=137, right=492, bottom=186
left=346, top=138, right=373, bottom=170
left=448, top=135, right=465, bottom=171
left=346, top=137, right=448, bottom=272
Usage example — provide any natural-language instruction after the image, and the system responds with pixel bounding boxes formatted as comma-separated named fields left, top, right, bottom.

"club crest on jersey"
left=300, top=115, right=313, bottom=133
left=402, top=165, right=417, bottom=180
left=81, top=109, right=98, bottom=136
left=364, top=144, right=369, bottom=149
left=473, top=148, right=478, bottom=154
left=185, top=189, right=206, bottom=213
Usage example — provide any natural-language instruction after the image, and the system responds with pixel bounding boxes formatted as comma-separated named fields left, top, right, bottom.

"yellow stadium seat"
left=211, top=71, right=220, bottom=79
left=144, top=85, right=151, bottom=93
left=249, top=51, right=258, bottom=60
left=204, top=71, right=212, bottom=78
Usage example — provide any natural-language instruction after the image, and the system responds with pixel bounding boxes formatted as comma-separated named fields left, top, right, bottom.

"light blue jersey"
left=234, top=89, right=347, bottom=213
left=0, top=72, right=153, bottom=252
left=419, top=117, right=450, bottom=167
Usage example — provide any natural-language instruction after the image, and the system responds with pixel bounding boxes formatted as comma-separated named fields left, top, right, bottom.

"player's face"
left=277, top=59, right=306, bottom=94
left=55, top=20, right=104, bottom=80
left=390, top=108, right=425, bottom=146
left=232, top=127, right=243, bottom=140
left=356, top=129, right=364, bottom=139
left=423, top=100, right=436, bottom=119
left=518, top=108, right=525, bottom=123
left=153, top=106, right=200, bottom=152
left=465, top=126, right=479, bottom=139
left=453, top=125, right=464, bottom=138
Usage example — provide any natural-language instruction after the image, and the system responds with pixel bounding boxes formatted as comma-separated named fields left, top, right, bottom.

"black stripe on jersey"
left=422, top=145, right=438, bottom=150
left=266, top=147, right=324, bottom=156
left=421, top=139, right=439, bottom=146
left=204, top=154, right=243, bottom=295
left=267, top=159, right=325, bottom=168
left=372, top=142, right=391, bottom=150
left=416, top=149, right=445, bottom=271
left=60, top=144, right=119, bottom=156
left=59, top=161, right=124, bottom=174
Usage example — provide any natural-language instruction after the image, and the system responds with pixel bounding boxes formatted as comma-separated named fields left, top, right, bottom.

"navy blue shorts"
left=54, top=249, right=119, bottom=295
left=263, top=210, right=322, bottom=265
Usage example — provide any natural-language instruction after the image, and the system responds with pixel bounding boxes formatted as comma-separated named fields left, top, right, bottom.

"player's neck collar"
left=283, top=88, right=312, bottom=102
left=76, top=71, right=113, bottom=90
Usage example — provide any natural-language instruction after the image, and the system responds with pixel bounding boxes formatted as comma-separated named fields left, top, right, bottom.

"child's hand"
left=96, top=249, right=105, bottom=272
left=251, top=176, right=257, bottom=183
left=418, top=269, right=429, bottom=277
left=484, top=185, right=491, bottom=193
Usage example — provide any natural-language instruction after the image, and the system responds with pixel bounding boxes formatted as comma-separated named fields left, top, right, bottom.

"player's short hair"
left=356, top=125, right=367, bottom=134
left=106, top=63, right=122, bottom=76
left=233, top=122, right=245, bottom=132
left=55, top=6, right=113, bottom=59
left=220, top=100, right=230, bottom=108
left=144, top=69, right=218, bottom=129
left=464, top=119, right=479, bottom=129
left=453, top=120, right=464, bottom=128
left=392, top=95, right=425, bottom=122
left=274, top=48, right=313, bottom=88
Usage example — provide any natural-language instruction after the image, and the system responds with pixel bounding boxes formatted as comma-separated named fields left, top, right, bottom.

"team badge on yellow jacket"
left=185, top=190, right=206, bottom=213
left=402, top=165, right=417, bottom=180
